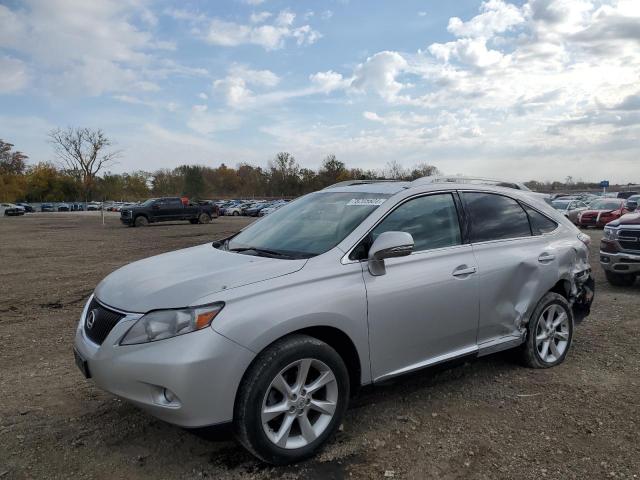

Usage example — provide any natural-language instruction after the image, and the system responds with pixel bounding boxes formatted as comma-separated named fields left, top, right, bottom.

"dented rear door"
left=470, top=236, right=557, bottom=343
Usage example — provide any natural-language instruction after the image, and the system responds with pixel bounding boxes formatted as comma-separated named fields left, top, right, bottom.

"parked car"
left=600, top=202, right=640, bottom=286
left=15, top=202, right=34, bottom=213
left=75, top=180, right=594, bottom=464
left=57, top=203, right=70, bottom=212
left=87, top=202, right=102, bottom=211
left=1, top=203, right=26, bottom=216
left=40, top=203, right=54, bottom=212
left=577, top=198, right=629, bottom=228
left=258, top=201, right=287, bottom=217
left=617, top=191, right=638, bottom=199
left=119, top=197, right=218, bottom=227
left=551, top=199, right=589, bottom=224
left=71, top=203, right=85, bottom=211
left=224, top=205, right=244, bottom=216
left=245, top=203, right=272, bottom=216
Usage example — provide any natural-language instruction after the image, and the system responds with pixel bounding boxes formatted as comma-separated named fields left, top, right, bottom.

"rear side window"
left=371, top=193, right=461, bottom=252
left=523, top=205, right=557, bottom=235
left=462, top=192, right=531, bottom=242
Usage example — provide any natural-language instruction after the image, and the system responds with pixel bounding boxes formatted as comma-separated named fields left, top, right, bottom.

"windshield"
left=551, top=201, right=569, bottom=210
left=228, top=192, right=391, bottom=258
left=140, top=198, right=157, bottom=207
left=590, top=200, right=622, bottom=210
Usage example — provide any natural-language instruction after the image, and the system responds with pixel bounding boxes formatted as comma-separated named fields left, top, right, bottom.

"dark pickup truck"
left=120, top=198, right=219, bottom=227
left=600, top=202, right=640, bottom=286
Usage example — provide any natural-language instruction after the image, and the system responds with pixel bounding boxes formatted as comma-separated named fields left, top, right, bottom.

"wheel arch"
left=235, top=326, right=362, bottom=404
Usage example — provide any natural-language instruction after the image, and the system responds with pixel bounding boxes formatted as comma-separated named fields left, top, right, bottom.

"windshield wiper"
left=229, top=247, right=297, bottom=259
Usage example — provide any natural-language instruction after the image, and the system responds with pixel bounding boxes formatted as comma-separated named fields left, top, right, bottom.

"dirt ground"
left=1, top=212, right=639, bottom=480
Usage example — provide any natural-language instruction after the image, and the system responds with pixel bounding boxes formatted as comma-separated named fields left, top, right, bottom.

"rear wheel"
left=198, top=213, right=211, bottom=224
left=134, top=216, right=148, bottom=227
left=520, top=292, right=573, bottom=368
left=233, top=335, right=349, bottom=465
left=605, top=271, right=637, bottom=287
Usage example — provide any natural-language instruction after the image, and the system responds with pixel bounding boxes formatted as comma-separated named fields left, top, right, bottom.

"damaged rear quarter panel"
left=473, top=228, right=589, bottom=344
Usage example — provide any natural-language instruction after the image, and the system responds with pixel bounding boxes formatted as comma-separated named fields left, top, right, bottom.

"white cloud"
left=309, top=71, right=350, bottom=93
left=250, top=11, right=272, bottom=23
left=0, top=0, right=199, bottom=96
left=213, top=65, right=281, bottom=108
left=242, top=0, right=265, bottom=5
left=0, top=56, right=29, bottom=93
left=447, top=0, right=524, bottom=38
left=195, top=10, right=321, bottom=50
left=351, top=51, right=409, bottom=102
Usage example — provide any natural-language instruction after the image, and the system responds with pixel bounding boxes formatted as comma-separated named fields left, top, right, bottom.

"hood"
left=94, top=243, right=306, bottom=312
left=607, top=212, right=640, bottom=227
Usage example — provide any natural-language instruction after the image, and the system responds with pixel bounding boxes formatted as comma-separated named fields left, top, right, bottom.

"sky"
left=0, top=0, right=639, bottom=183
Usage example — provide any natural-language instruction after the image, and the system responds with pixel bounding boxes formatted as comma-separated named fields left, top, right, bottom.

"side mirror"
left=368, top=231, right=414, bottom=276
left=626, top=200, right=638, bottom=212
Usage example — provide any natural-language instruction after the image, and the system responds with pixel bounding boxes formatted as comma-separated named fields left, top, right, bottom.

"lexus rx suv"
left=74, top=180, right=594, bottom=464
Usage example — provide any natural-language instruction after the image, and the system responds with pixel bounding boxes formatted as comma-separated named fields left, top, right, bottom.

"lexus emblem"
left=86, top=310, right=97, bottom=329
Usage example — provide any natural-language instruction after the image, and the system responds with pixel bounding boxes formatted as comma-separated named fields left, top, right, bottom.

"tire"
left=198, top=213, right=211, bottom=224
left=605, top=271, right=637, bottom=287
left=233, top=211, right=240, bottom=216
left=520, top=292, right=573, bottom=369
left=134, top=216, right=148, bottom=227
left=233, top=334, right=350, bottom=465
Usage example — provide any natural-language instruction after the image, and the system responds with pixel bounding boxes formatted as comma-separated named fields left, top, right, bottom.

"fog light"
left=163, top=388, right=177, bottom=403
left=600, top=256, right=610, bottom=263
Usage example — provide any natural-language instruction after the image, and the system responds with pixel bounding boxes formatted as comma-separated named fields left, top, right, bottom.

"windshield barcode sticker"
left=346, top=198, right=387, bottom=206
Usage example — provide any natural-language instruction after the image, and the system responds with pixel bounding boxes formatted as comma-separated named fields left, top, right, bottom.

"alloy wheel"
left=261, top=358, right=338, bottom=449
left=535, top=304, right=570, bottom=363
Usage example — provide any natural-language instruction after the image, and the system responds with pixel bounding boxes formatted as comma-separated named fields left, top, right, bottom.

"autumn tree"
left=48, top=127, right=120, bottom=201
left=0, top=140, right=28, bottom=201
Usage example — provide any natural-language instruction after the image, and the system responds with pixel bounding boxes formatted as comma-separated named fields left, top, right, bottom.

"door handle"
left=452, top=265, right=477, bottom=277
left=538, top=253, right=556, bottom=263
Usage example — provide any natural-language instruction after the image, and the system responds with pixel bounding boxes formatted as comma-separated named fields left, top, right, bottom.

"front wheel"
left=134, top=216, right=148, bottom=227
left=233, top=211, right=240, bottom=216
left=605, top=271, right=636, bottom=287
left=520, top=292, right=573, bottom=368
left=233, top=335, right=349, bottom=465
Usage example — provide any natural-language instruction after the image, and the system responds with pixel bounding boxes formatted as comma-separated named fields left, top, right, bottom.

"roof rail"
left=322, top=179, right=401, bottom=189
left=411, top=176, right=531, bottom=192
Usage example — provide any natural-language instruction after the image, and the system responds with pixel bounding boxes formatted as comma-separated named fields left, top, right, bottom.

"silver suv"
left=74, top=180, right=595, bottom=464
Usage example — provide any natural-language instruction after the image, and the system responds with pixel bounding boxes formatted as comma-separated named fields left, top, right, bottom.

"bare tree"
left=385, top=160, right=406, bottom=180
left=48, top=127, right=120, bottom=201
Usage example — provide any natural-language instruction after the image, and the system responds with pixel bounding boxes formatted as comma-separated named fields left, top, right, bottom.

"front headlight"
left=603, top=227, right=618, bottom=240
left=120, top=302, right=224, bottom=345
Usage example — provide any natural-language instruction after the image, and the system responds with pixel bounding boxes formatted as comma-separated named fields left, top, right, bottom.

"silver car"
left=74, top=180, right=595, bottom=464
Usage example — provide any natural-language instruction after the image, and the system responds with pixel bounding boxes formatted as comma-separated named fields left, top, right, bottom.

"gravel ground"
left=1, top=213, right=639, bottom=480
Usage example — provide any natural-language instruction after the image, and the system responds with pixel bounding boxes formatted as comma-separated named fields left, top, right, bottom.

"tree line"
left=1, top=128, right=630, bottom=203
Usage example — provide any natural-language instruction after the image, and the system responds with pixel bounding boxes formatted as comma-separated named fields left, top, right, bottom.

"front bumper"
left=600, top=251, right=640, bottom=274
left=74, top=298, right=255, bottom=427
left=120, top=217, right=133, bottom=225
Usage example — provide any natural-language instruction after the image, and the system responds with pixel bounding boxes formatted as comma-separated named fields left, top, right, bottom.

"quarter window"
left=370, top=193, right=462, bottom=252
left=462, top=192, right=531, bottom=242
left=523, top=205, right=557, bottom=235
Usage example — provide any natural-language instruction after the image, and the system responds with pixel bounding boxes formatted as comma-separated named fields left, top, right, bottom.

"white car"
left=224, top=206, right=244, bottom=216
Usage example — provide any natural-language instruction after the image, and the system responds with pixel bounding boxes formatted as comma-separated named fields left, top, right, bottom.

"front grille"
left=84, top=298, right=126, bottom=345
left=619, top=230, right=640, bottom=251
left=120, top=210, right=131, bottom=217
